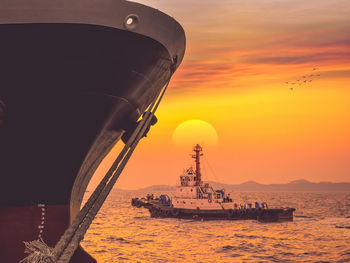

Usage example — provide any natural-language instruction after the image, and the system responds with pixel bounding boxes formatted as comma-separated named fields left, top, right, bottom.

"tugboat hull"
left=132, top=198, right=295, bottom=222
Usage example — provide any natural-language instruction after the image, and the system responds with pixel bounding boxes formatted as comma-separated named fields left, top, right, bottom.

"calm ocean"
left=82, top=191, right=350, bottom=262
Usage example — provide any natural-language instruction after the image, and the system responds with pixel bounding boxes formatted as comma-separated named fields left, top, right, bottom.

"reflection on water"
left=82, top=191, right=350, bottom=262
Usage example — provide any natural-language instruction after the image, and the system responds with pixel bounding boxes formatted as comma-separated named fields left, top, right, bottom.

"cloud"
left=318, top=69, right=350, bottom=79
left=138, top=0, right=350, bottom=96
left=171, top=59, right=248, bottom=88
left=242, top=51, right=350, bottom=65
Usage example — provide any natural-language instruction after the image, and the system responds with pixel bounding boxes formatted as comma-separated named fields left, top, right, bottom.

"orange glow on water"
left=82, top=192, right=350, bottom=262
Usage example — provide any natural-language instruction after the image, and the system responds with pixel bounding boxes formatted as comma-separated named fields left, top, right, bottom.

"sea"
left=81, top=191, right=350, bottom=263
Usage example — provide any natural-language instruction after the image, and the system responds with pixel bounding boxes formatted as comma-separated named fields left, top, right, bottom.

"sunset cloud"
left=242, top=51, right=350, bottom=65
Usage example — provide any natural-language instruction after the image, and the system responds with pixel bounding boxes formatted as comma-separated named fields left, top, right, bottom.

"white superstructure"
left=172, top=145, right=235, bottom=210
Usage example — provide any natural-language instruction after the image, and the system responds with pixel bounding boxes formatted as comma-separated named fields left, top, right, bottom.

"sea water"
left=82, top=191, right=350, bottom=262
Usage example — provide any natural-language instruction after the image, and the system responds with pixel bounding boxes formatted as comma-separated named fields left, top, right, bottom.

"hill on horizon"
left=116, top=179, right=350, bottom=192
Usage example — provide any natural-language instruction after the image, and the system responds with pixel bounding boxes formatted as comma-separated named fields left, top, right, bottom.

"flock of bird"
left=285, top=68, right=321, bottom=91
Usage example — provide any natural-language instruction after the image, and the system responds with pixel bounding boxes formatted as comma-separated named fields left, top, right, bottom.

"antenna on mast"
left=191, top=144, right=203, bottom=185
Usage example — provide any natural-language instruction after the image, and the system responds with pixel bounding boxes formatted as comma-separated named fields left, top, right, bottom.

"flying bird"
left=290, top=87, right=294, bottom=91
left=284, top=67, right=320, bottom=89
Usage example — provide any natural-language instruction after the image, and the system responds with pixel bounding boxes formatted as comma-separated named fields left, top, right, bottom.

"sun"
left=172, top=120, right=218, bottom=149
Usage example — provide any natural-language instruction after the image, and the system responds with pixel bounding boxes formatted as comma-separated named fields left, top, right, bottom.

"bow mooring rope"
left=20, top=68, right=174, bottom=263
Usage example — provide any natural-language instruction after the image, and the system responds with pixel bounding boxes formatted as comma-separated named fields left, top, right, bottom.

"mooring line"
left=20, top=67, right=174, bottom=263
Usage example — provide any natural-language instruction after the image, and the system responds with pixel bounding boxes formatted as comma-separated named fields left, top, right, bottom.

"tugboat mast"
left=192, top=144, right=203, bottom=185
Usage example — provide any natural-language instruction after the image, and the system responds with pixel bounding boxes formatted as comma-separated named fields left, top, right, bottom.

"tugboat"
left=132, top=144, right=295, bottom=222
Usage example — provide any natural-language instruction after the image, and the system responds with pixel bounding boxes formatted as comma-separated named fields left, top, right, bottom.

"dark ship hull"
left=0, top=1, right=185, bottom=262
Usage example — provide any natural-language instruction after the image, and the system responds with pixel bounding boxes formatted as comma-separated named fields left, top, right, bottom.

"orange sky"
left=89, top=0, right=350, bottom=190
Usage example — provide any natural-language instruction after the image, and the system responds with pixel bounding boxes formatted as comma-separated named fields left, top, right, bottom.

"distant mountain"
left=208, top=179, right=350, bottom=191
left=122, top=179, right=350, bottom=192
left=289, top=179, right=311, bottom=184
left=135, top=184, right=176, bottom=192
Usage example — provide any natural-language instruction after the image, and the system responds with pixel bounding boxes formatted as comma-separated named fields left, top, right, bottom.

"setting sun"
left=172, top=119, right=218, bottom=149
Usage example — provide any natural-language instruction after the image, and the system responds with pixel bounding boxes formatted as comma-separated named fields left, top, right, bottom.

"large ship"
left=0, top=1, right=185, bottom=262
left=132, top=145, right=295, bottom=222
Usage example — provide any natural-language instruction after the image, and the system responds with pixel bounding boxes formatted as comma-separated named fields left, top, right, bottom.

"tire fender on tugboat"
left=171, top=208, right=179, bottom=217
left=228, top=209, right=235, bottom=217
left=163, top=210, right=170, bottom=217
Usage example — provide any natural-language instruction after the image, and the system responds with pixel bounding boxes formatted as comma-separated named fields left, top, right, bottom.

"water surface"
left=82, top=191, right=350, bottom=262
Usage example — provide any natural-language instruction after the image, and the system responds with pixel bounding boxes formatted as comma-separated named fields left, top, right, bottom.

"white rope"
left=19, top=238, right=54, bottom=263
left=20, top=67, right=174, bottom=263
